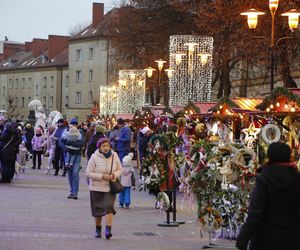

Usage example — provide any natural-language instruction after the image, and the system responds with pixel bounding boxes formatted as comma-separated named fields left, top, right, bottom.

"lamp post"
left=241, top=1, right=300, bottom=92
left=145, top=59, right=174, bottom=106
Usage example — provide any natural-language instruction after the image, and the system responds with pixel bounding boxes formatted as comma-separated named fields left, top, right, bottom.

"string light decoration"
left=169, top=35, right=214, bottom=106
left=99, top=85, right=118, bottom=115
left=118, top=70, right=146, bottom=114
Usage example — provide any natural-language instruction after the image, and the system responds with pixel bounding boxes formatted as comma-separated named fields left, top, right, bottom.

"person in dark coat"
left=23, top=123, right=34, bottom=156
left=236, top=142, right=300, bottom=250
left=137, top=126, right=152, bottom=175
left=87, top=125, right=106, bottom=160
left=0, top=122, right=22, bottom=183
left=53, top=119, right=66, bottom=176
left=115, top=118, right=131, bottom=163
left=84, top=122, right=96, bottom=157
left=0, top=115, right=6, bottom=134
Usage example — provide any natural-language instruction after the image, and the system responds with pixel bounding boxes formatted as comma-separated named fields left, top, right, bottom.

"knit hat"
left=97, top=137, right=110, bottom=148
left=267, top=142, right=291, bottom=163
left=117, top=118, right=125, bottom=125
left=141, top=126, right=151, bottom=135
left=122, top=153, right=134, bottom=166
left=95, top=125, right=106, bottom=134
left=69, top=118, right=78, bottom=125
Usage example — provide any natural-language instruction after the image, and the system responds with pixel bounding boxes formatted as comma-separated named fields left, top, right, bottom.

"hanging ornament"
left=242, top=122, right=261, bottom=148
left=261, top=124, right=281, bottom=145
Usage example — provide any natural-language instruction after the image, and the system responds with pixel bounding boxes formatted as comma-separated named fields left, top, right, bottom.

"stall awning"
left=232, top=98, right=262, bottom=111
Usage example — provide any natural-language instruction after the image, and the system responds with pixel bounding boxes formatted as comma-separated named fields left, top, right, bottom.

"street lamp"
left=241, top=1, right=300, bottom=92
left=145, top=59, right=174, bottom=105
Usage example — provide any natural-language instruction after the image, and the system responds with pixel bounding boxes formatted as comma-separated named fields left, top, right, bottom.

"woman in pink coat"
left=86, top=137, right=122, bottom=239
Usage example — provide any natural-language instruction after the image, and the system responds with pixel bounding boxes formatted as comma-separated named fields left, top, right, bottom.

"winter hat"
left=69, top=118, right=78, bottom=125
left=141, top=126, right=151, bottom=135
left=95, top=125, right=106, bottom=134
left=267, top=142, right=291, bottom=163
left=122, top=153, right=134, bottom=166
left=117, top=118, right=125, bottom=125
left=97, top=137, right=110, bottom=148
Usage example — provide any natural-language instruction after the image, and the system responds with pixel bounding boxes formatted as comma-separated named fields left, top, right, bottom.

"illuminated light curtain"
left=99, top=86, right=118, bottom=115
left=118, top=70, right=146, bottom=114
left=169, top=35, right=214, bottom=106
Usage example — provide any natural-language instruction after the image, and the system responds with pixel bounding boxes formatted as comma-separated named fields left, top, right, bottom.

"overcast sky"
left=0, top=0, right=121, bottom=43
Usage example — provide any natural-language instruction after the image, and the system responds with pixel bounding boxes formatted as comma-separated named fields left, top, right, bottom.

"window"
left=21, top=78, right=25, bottom=88
left=21, top=97, right=25, bottom=107
left=88, top=91, right=93, bottom=102
left=76, top=49, right=82, bottom=61
left=65, top=75, right=69, bottom=87
left=50, top=96, right=54, bottom=107
left=75, top=92, right=81, bottom=103
left=75, top=71, right=82, bottom=83
left=28, top=77, right=32, bottom=88
left=8, top=79, right=13, bottom=89
left=2, top=86, right=5, bottom=94
left=15, top=97, right=18, bottom=107
left=35, top=85, right=39, bottom=95
left=43, top=77, right=47, bottom=88
left=28, top=97, right=31, bottom=104
left=15, top=78, right=19, bottom=89
left=89, top=48, right=94, bottom=59
left=89, top=70, right=93, bottom=82
left=50, top=76, right=54, bottom=88
left=65, top=96, right=69, bottom=107
left=43, top=96, right=47, bottom=106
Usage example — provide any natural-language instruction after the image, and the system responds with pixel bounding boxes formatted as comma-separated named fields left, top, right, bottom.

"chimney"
left=48, top=35, right=69, bottom=59
left=3, top=43, right=25, bottom=60
left=25, top=42, right=32, bottom=52
left=31, top=39, right=48, bottom=57
left=92, top=2, right=104, bottom=28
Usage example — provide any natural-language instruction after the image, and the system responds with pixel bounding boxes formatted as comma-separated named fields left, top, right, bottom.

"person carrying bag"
left=86, top=137, right=122, bottom=239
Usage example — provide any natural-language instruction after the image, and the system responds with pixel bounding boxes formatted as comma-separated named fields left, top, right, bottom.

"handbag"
left=109, top=154, right=124, bottom=194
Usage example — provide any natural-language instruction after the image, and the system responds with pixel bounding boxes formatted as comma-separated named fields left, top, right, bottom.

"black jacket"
left=236, top=163, right=300, bottom=250
left=86, top=133, right=105, bottom=159
left=0, top=126, right=22, bottom=161
left=138, top=132, right=150, bottom=159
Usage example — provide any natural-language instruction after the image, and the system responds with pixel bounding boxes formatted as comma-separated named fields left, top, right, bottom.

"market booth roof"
left=232, top=98, right=263, bottom=111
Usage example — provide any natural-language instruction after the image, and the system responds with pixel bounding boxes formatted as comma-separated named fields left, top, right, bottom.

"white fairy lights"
left=118, top=69, right=146, bottom=114
left=99, top=85, right=118, bottom=115
left=169, top=35, right=214, bottom=106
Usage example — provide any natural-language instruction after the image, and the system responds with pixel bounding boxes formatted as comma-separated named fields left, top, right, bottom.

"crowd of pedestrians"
left=1, top=113, right=299, bottom=245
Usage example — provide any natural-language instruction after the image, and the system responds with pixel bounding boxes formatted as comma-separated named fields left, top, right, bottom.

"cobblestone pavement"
left=0, top=157, right=237, bottom=250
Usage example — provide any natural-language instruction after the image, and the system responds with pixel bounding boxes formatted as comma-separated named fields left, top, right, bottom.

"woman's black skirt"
left=90, top=191, right=116, bottom=217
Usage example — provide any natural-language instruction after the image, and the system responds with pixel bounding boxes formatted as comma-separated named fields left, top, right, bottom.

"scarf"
left=99, top=149, right=112, bottom=159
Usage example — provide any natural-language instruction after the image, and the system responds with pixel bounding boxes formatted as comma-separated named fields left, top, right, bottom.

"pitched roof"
left=69, top=9, right=116, bottom=41
left=0, top=47, right=68, bottom=71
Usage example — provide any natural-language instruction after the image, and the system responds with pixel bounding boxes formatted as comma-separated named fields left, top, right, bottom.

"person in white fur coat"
left=119, top=153, right=135, bottom=209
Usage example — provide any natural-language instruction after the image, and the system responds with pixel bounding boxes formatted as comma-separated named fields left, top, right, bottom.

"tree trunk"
left=217, top=56, right=231, bottom=98
left=279, top=44, right=297, bottom=88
